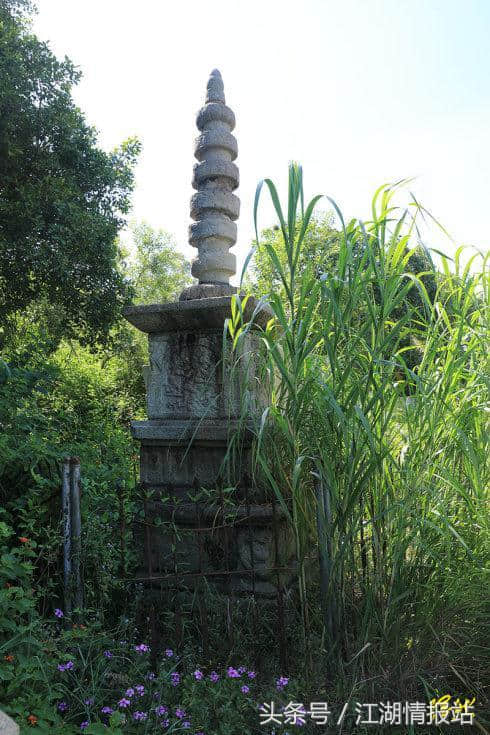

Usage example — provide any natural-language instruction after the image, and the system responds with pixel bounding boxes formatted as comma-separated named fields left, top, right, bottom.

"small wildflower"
left=182, top=721, right=191, bottom=729
left=241, top=685, right=250, bottom=694
left=57, top=660, right=73, bottom=672
left=84, top=697, right=94, bottom=706
left=57, top=701, right=68, bottom=712
left=238, top=666, right=246, bottom=674
left=162, top=720, right=170, bottom=728
left=155, top=705, right=168, bottom=716
left=276, top=675, right=289, bottom=690
left=227, top=666, right=240, bottom=678
left=145, top=671, right=155, bottom=680
left=133, top=711, right=148, bottom=721
left=19, top=536, right=29, bottom=543
left=164, top=648, right=173, bottom=658
left=170, top=672, right=180, bottom=686
left=103, top=650, right=113, bottom=658
left=27, top=714, right=38, bottom=725
left=54, top=608, right=64, bottom=618
left=134, top=643, right=150, bottom=654
left=175, top=708, right=186, bottom=719
left=194, top=669, right=203, bottom=680
left=125, top=688, right=135, bottom=698
left=209, top=671, right=219, bottom=682
left=101, top=706, right=113, bottom=715
left=118, top=697, right=131, bottom=708
left=80, top=722, right=89, bottom=730
left=135, top=684, right=145, bottom=696
left=247, top=670, right=256, bottom=678
left=4, top=654, right=14, bottom=663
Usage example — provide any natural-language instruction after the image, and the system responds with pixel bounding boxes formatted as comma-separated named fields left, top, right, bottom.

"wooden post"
left=61, top=458, right=72, bottom=616
left=70, top=457, right=83, bottom=611
left=117, top=480, right=126, bottom=576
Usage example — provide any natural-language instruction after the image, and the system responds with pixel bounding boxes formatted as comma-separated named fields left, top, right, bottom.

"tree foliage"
left=251, top=214, right=341, bottom=296
left=124, top=221, right=191, bottom=304
left=0, top=0, right=140, bottom=346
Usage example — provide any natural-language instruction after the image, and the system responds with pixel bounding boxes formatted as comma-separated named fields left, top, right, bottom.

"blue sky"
left=34, top=0, right=490, bottom=277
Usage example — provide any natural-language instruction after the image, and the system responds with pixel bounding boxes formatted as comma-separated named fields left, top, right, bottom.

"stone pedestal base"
left=134, top=492, right=297, bottom=599
left=124, top=296, right=295, bottom=599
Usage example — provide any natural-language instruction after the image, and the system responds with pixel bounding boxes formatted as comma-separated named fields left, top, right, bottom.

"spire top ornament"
left=206, top=69, right=225, bottom=104
left=180, top=69, right=240, bottom=300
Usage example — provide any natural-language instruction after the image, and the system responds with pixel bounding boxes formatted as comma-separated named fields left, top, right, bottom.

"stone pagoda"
left=124, top=70, right=295, bottom=598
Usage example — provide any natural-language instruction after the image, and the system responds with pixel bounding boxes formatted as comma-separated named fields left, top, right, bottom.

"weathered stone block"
left=0, top=710, right=19, bottom=735
left=146, top=330, right=263, bottom=420
left=135, top=500, right=296, bottom=598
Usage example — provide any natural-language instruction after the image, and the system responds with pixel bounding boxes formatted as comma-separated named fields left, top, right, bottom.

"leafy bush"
left=1, top=592, right=299, bottom=735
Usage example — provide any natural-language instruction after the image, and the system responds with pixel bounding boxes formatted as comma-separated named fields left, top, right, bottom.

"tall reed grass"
left=230, top=163, right=489, bottom=704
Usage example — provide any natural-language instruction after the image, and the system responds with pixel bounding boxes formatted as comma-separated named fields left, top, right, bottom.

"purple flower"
left=209, top=671, right=219, bottom=682
left=175, top=708, right=186, bottom=719
left=194, top=669, right=203, bottom=680
left=276, top=675, right=289, bottom=690
left=133, top=711, right=147, bottom=721
left=161, top=720, right=169, bottom=728
left=80, top=722, right=89, bottom=731
left=84, top=698, right=94, bottom=706
left=238, top=666, right=246, bottom=674
left=247, top=670, right=256, bottom=678
left=241, top=685, right=250, bottom=694
left=146, top=671, right=155, bottom=680
left=182, top=721, right=191, bottom=729
left=155, top=705, right=168, bottom=716
left=118, top=697, right=131, bottom=708
left=54, top=608, right=64, bottom=618
left=134, top=643, right=150, bottom=654
left=135, top=684, right=145, bottom=696
left=227, top=666, right=240, bottom=678
left=170, top=672, right=180, bottom=686
left=58, top=660, right=74, bottom=672
left=103, top=650, right=113, bottom=658
left=57, top=701, right=68, bottom=712
left=164, top=648, right=173, bottom=658
left=101, top=706, right=113, bottom=715
left=125, top=688, right=135, bottom=698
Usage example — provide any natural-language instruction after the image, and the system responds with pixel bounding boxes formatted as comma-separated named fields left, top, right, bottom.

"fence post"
left=70, top=457, right=83, bottom=612
left=61, top=457, right=72, bottom=616
left=117, top=480, right=126, bottom=576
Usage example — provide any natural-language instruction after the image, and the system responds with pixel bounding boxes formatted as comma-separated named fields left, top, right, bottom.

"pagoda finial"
left=180, top=69, right=240, bottom=300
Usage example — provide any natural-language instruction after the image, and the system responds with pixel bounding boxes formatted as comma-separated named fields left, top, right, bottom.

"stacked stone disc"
left=181, top=69, right=240, bottom=300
